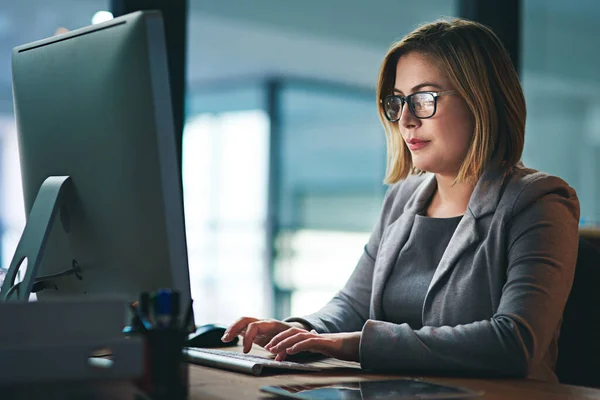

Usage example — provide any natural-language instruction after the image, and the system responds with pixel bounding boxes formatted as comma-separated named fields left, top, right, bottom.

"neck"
left=427, top=173, right=475, bottom=218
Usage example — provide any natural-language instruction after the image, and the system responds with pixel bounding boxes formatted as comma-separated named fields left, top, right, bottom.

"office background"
left=0, top=0, right=598, bottom=326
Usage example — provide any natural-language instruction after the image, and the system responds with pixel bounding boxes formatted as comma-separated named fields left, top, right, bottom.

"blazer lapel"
left=426, top=212, right=480, bottom=296
left=425, top=165, right=510, bottom=303
left=371, top=174, right=437, bottom=319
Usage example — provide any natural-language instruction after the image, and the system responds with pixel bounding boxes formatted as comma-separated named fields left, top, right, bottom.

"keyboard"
left=183, top=347, right=323, bottom=376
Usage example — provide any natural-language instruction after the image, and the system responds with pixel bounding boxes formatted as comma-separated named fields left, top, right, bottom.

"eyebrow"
left=393, top=82, right=443, bottom=94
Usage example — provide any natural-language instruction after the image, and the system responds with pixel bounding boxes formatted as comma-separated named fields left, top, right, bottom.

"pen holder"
left=139, top=327, right=189, bottom=400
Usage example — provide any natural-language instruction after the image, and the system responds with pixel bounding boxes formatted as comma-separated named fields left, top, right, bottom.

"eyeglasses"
left=380, top=91, right=456, bottom=121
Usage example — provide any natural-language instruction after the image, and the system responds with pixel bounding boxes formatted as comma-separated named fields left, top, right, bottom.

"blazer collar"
left=403, top=163, right=510, bottom=218
left=370, top=165, right=510, bottom=320
left=467, top=163, right=510, bottom=218
left=370, top=174, right=437, bottom=319
left=402, top=173, right=438, bottom=215
left=424, top=164, right=511, bottom=320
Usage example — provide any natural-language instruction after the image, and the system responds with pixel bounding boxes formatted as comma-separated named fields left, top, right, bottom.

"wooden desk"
left=187, top=347, right=600, bottom=400
left=4, top=346, right=599, bottom=399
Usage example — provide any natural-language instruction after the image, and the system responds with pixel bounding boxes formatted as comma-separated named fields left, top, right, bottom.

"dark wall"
left=459, top=0, right=521, bottom=74
left=111, top=0, right=188, bottom=166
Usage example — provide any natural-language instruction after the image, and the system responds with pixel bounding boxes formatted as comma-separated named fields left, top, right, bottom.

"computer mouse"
left=186, top=324, right=239, bottom=348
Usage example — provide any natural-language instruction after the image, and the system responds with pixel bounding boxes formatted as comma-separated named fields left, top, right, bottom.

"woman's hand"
left=221, top=317, right=309, bottom=355
left=265, top=330, right=361, bottom=362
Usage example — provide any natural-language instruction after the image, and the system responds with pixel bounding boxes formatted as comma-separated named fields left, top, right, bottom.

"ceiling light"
left=92, top=11, right=114, bottom=25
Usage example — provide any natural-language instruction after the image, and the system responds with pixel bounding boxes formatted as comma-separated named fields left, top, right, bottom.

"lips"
left=406, top=138, right=430, bottom=151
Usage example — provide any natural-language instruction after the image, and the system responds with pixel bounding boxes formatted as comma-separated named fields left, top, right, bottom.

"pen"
left=130, top=303, right=151, bottom=332
left=155, top=288, right=173, bottom=328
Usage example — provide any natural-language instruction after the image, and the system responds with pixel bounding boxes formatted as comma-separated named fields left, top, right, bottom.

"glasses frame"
left=380, top=90, right=456, bottom=121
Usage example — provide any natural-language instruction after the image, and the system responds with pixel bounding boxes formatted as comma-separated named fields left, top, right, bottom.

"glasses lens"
left=383, top=96, right=403, bottom=121
left=409, top=93, right=435, bottom=118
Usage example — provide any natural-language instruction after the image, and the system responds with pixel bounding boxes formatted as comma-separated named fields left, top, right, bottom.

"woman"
left=222, top=18, right=580, bottom=382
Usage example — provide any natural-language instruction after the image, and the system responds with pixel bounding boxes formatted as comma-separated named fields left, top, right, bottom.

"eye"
left=410, top=93, right=436, bottom=118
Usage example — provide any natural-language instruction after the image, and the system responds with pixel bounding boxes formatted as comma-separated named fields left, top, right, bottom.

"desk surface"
left=187, top=347, right=600, bottom=400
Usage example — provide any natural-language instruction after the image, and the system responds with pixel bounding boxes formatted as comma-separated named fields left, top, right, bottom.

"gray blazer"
left=289, top=164, right=580, bottom=382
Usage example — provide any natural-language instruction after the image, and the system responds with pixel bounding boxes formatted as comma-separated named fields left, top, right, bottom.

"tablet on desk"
left=260, top=378, right=483, bottom=399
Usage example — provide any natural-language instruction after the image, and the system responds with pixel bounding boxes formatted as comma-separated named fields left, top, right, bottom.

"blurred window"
left=522, top=0, right=600, bottom=225
left=183, top=86, right=270, bottom=324
left=274, top=83, right=386, bottom=318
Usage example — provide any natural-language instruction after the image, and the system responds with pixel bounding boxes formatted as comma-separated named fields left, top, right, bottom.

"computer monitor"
left=0, top=11, right=192, bottom=307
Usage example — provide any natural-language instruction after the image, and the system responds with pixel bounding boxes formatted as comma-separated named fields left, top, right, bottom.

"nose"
left=399, top=103, right=421, bottom=130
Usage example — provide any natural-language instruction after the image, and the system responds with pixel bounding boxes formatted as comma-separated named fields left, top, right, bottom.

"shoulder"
left=501, top=165, right=579, bottom=219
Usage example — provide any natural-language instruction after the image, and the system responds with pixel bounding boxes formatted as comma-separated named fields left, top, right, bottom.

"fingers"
left=243, top=322, right=261, bottom=353
left=223, top=317, right=299, bottom=354
left=286, top=337, right=324, bottom=356
left=221, top=317, right=258, bottom=342
left=242, top=320, right=282, bottom=353
left=267, top=330, right=319, bottom=355
left=274, top=351, right=287, bottom=362
left=237, top=329, right=272, bottom=347
left=289, top=332, right=361, bottom=362
left=265, top=326, right=308, bottom=351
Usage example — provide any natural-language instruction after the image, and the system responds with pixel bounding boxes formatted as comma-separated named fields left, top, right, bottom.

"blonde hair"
left=377, top=18, right=526, bottom=184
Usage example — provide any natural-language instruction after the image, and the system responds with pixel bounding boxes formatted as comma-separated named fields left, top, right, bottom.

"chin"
left=411, top=158, right=438, bottom=174
left=414, top=160, right=462, bottom=177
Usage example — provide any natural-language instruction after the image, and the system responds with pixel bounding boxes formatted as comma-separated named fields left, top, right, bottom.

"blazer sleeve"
left=359, top=175, right=580, bottom=378
left=286, top=182, right=404, bottom=333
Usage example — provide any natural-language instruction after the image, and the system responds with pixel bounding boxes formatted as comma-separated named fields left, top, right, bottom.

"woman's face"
left=393, top=52, right=474, bottom=177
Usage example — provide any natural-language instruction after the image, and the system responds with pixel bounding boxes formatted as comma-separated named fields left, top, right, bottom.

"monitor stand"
left=0, top=176, right=73, bottom=302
